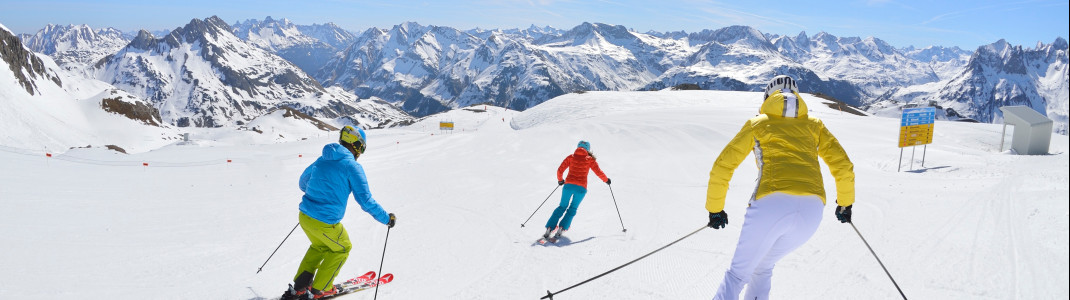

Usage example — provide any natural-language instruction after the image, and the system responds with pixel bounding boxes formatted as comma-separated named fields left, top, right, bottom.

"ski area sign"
left=898, top=107, right=935, bottom=148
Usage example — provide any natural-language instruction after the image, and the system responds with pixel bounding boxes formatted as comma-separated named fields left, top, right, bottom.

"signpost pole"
left=910, top=146, right=916, bottom=171
left=999, top=124, right=1008, bottom=152
left=922, top=144, right=927, bottom=167
left=898, top=148, right=903, bottom=172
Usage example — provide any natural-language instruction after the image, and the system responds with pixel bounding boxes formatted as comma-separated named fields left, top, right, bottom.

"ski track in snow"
left=1, top=90, right=1067, bottom=299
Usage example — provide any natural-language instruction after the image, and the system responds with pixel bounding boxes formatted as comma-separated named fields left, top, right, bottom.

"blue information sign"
left=901, top=107, right=936, bottom=126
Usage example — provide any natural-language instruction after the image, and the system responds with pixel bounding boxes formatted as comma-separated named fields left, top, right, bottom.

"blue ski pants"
left=545, top=184, right=587, bottom=230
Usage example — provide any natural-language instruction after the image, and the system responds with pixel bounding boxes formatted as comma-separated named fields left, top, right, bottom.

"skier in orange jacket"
left=543, top=140, right=611, bottom=240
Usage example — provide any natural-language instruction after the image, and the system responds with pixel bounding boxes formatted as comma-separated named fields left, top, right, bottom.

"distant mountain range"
left=231, top=16, right=355, bottom=75
left=5, top=16, right=1068, bottom=134
left=931, top=39, right=1067, bottom=127
left=32, top=18, right=409, bottom=129
left=17, top=24, right=127, bottom=76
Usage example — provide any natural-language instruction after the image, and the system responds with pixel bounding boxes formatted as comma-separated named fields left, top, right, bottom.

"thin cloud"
left=693, top=5, right=807, bottom=30
left=528, top=0, right=557, bottom=5
left=922, top=0, right=1060, bottom=25
left=901, top=24, right=994, bottom=48
left=524, top=0, right=564, bottom=18
left=865, top=0, right=917, bottom=11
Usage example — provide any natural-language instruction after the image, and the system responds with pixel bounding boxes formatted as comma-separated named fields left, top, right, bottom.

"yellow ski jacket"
left=705, top=90, right=855, bottom=213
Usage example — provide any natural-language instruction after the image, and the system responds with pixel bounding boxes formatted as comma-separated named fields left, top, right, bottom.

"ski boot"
left=311, top=286, right=339, bottom=299
left=549, top=227, right=565, bottom=243
left=280, top=283, right=312, bottom=300
left=542, top=227, right=555, bottom=239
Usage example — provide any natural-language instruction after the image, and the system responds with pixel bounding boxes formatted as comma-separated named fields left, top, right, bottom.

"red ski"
left=339, top=271, right=377, bottom=287
left=276, top=271, right=380, bottom=300
left=337, top=273, right=394, bottom=296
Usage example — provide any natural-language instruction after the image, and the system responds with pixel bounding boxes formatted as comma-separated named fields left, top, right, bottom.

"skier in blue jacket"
left=282, top=126, right=396, bottom=300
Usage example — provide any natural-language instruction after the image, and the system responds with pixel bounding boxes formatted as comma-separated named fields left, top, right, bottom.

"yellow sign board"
left=439, top=122, right=454, bottom=130
left=898, top=107, right=936, bottom=148
left=898, top=124, right=934, bottom=147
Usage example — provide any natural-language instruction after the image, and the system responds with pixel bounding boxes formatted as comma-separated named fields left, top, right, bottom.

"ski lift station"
left=999, top=106, right=1053, bottom=155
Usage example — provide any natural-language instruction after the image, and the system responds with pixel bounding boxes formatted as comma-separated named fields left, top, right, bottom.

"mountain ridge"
left=9, top=18, right=1068, bottom=134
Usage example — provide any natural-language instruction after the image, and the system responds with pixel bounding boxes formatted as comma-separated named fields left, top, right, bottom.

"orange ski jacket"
left=557, top=148, right=609, bottom=189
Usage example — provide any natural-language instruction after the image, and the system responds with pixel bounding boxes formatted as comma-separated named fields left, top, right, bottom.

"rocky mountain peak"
left=712, top=25, right=769, bottom=45
left=165, top=16, right=231, bottom=46
left=294, top=22, right=355, bottom=50
left=19, top=23, right=128, bottom=73
left=127, top=30, right=156, bottom=51
left=1052, top=37, right=1068, bottom=50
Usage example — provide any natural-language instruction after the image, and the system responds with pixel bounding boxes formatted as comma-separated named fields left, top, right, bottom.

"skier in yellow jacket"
left=706, top=75, right=855, bottom=300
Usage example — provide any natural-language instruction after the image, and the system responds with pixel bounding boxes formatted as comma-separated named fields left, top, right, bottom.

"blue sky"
left=1, top=0, right=1066, bottom=50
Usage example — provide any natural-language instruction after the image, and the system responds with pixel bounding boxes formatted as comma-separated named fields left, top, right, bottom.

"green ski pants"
left=295, top=211, right=352, bottom=291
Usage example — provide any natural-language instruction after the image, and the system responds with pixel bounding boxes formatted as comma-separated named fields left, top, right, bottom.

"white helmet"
left=763, top=75, right=799, bottom=100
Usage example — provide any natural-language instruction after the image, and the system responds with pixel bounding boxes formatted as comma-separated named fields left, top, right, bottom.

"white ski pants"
left=713, top=193, right=824, bottom=300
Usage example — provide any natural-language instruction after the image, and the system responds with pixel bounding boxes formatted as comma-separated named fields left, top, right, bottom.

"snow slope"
left=1, top=91, right=1066, bottom=299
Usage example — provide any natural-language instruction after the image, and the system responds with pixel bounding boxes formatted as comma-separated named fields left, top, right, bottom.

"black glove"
left=605, top=178, right=612, bottom=185
left=387, top=213, right=396, bottom=228
left=835, top=205, right=852, bottom=223
left=708, top=211, right=728, bottom=229
left=558, top=180, right=565, bottom=186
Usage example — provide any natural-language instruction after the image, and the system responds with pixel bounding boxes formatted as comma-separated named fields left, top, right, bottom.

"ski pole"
left=256, top=222, right=300, bottom=274
left=607, top=185, right=626, bottom=232
left=373, top=225, right=392, bottom=300
left=521, top=185, right=561, bottom=227
left=850, top=222, right=908, bottom=300
left=541, top=226, right=706, bottom=299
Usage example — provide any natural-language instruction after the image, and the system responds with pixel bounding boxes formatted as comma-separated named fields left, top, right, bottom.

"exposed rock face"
left=100, top=94, right=163, bottom=126
left=1, top=27, right=62, bottom=95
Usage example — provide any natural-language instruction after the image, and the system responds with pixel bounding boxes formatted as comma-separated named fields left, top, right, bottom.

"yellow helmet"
left=339, top=125, right=367, bottom=155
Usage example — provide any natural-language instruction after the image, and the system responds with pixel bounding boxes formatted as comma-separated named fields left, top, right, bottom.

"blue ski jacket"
left=298, top=143, right=390, bottom=225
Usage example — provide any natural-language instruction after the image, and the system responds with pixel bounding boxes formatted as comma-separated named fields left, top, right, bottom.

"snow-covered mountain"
left=936, top=39, right=1068, bottom=132
left=867, top=38, right=1069, bottom=134
left=317, top=22, right=480, bottom=115
left=642, top=27, right=868, bottom=106
left=313, top=22, right=1065, bottom=134
left=480, top=24, right=568, bottom=41
left=532, top=22, right=690, bottom=89
left=295, top=22, right=356, bottom=50
left=318, top=23, right=952, bottom=115
left=901, top=45, right=973, bottom=80
left=231, top=16, right=354, bottom=75
left=17, top=24, right=128, bottom=75
left=318, top=22, right=694, bottom=115
left=92, top=16, right=412, bottom=129
left=770, top=31, right=940, bottom=96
